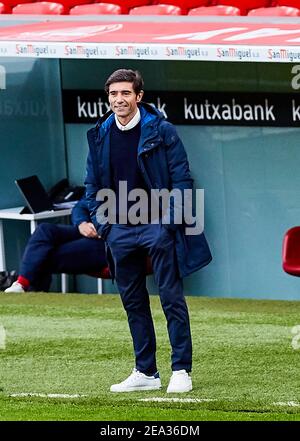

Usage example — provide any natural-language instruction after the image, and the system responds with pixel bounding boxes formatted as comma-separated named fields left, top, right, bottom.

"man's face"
left=108, top=81, right=143, bottom=124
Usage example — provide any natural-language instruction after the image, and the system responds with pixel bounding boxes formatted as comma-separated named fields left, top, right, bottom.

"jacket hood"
left=89, top=101, right=166, bottom=153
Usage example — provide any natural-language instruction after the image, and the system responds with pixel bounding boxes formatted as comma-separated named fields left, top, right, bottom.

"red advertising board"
left=1, top=20, right=300, bottom=61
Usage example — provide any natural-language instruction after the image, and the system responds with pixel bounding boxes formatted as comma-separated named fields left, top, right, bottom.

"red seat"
left=56, top=0, right=98, bottom=12
left=248, top=5, right=300, bottom=15
left=277, top=0, right=300, bottom=8
left=0, top=2, right=6, bottom=12
left=96, top=0, right=150, bottom=14
left=69, top=3, right=121, bottom=14
left=12, top=1, right=65, bottom=14
left=1, top=0, right=37, bottom=8
left=188, top=5, right=241, bottom=15
left=130, top=4, right=182, bottom=15
left=159, top=1, right=209, bottom=15
left=216, top=0, right=271, bottom=15
left=282, top=227, right=300, bottom=276
left=89, top=265, right=112, bottom=280
left=89, top=256, right=153, bottom=280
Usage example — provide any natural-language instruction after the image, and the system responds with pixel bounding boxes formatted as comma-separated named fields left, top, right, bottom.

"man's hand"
left=78, top=222, right=100, bottom=239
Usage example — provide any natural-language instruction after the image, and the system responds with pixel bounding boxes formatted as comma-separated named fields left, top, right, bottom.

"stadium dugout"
left=1, top=11, right=300, bottom=300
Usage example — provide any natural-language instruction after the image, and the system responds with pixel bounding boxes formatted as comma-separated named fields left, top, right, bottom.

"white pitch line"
left=9, top=393, right=86, bottom=398
left=273, top=401, right=300, bottom=407
left=142, top=398, right=300, bottom=407
left=139, top=397, right=217, bottom=403
left=0, top=325, right=6, bottom=350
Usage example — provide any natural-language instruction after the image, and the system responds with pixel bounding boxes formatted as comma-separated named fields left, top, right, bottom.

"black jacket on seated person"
left=18, top=197, right=106, bottom=291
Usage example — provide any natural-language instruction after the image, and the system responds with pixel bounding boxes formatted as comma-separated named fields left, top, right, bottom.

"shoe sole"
left=167, top=384, right=193, bottom=393
left=3, top=291, right=25, bottom=294
left=110, top=385, right=162, bottom=393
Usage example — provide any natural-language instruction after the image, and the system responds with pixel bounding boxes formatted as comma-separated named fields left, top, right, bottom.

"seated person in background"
left=4, top=197, right=106, bottom=293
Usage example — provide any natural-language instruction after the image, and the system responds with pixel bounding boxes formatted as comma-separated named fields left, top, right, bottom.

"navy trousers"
left=107, top=223, right=192, bottom=375
left=20, top=223, right=106, bottom=291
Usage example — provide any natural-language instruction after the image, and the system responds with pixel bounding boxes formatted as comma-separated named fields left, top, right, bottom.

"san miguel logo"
left=115, top=45, right=158, bottom=58
left=216, top=47, right=260, bottom=60
left=0, top=65, right=6, bottom=90
left=64, top=45, right=106, bottom=58
left=15, top=44, right=51, bottom=56
left=267, top=48, right=300, bottom=62
left=165, top=46, right=209, bottom=59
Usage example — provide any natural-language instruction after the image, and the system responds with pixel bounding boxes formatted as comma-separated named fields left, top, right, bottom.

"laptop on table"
left=15, top=175, right=75, bottom=214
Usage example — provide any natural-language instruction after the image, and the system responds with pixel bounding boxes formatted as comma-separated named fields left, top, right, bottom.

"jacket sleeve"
left=84, top=135, right=111, bottom=240
left=71, top=197, right=90, bottom=226
left=161, top=121, right=194, bottom=231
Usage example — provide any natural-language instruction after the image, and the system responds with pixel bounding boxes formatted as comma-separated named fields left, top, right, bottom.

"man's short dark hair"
left=104, top=69, right=144, bottom=95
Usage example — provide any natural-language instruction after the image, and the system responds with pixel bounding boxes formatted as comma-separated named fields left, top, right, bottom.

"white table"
left=0, top=206, right=71, bottom=293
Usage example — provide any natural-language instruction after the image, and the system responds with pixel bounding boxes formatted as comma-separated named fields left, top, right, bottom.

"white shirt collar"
left=115, top=108, right=141, bottom=131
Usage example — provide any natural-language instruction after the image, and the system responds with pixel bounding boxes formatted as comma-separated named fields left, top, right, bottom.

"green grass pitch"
left=0, top=292, right=300, bottom=421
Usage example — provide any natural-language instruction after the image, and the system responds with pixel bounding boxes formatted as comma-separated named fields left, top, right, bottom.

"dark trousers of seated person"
left=20, top=223, right=106, bottom=291
left=106, top=223, right=192, bottom=376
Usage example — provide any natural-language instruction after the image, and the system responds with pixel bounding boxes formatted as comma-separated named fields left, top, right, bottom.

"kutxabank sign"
left=63, top=90, right=300, bottom=127
left=2, top=21, right=300, bottom=62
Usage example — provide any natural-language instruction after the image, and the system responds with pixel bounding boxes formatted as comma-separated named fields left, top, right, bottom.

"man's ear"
left=136, top=90, right=144, bottom=102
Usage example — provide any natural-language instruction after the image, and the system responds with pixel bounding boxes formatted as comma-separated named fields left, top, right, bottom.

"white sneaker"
left=4, top=281, right=25, bottom=293
left=110, top=368, right=161, bottom=392
left=167, top=369, right=192, bottom=393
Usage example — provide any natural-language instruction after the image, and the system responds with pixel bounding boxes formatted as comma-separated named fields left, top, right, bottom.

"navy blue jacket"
left=85, top=102, right=212, bottom=278
left=71, top=197, right=90, bottom=226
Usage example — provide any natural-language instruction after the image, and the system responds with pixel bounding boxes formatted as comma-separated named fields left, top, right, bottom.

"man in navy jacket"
left=4, top=197, right=106, bottom=292
left=85, top=69, right=212, bottom=393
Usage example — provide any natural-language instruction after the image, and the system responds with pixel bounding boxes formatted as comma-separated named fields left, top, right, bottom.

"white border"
left=1, top=41, right=300, bottom=62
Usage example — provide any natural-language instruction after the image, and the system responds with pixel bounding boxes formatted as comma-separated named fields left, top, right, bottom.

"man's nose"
left=115, top=93, right=124, bottom=102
